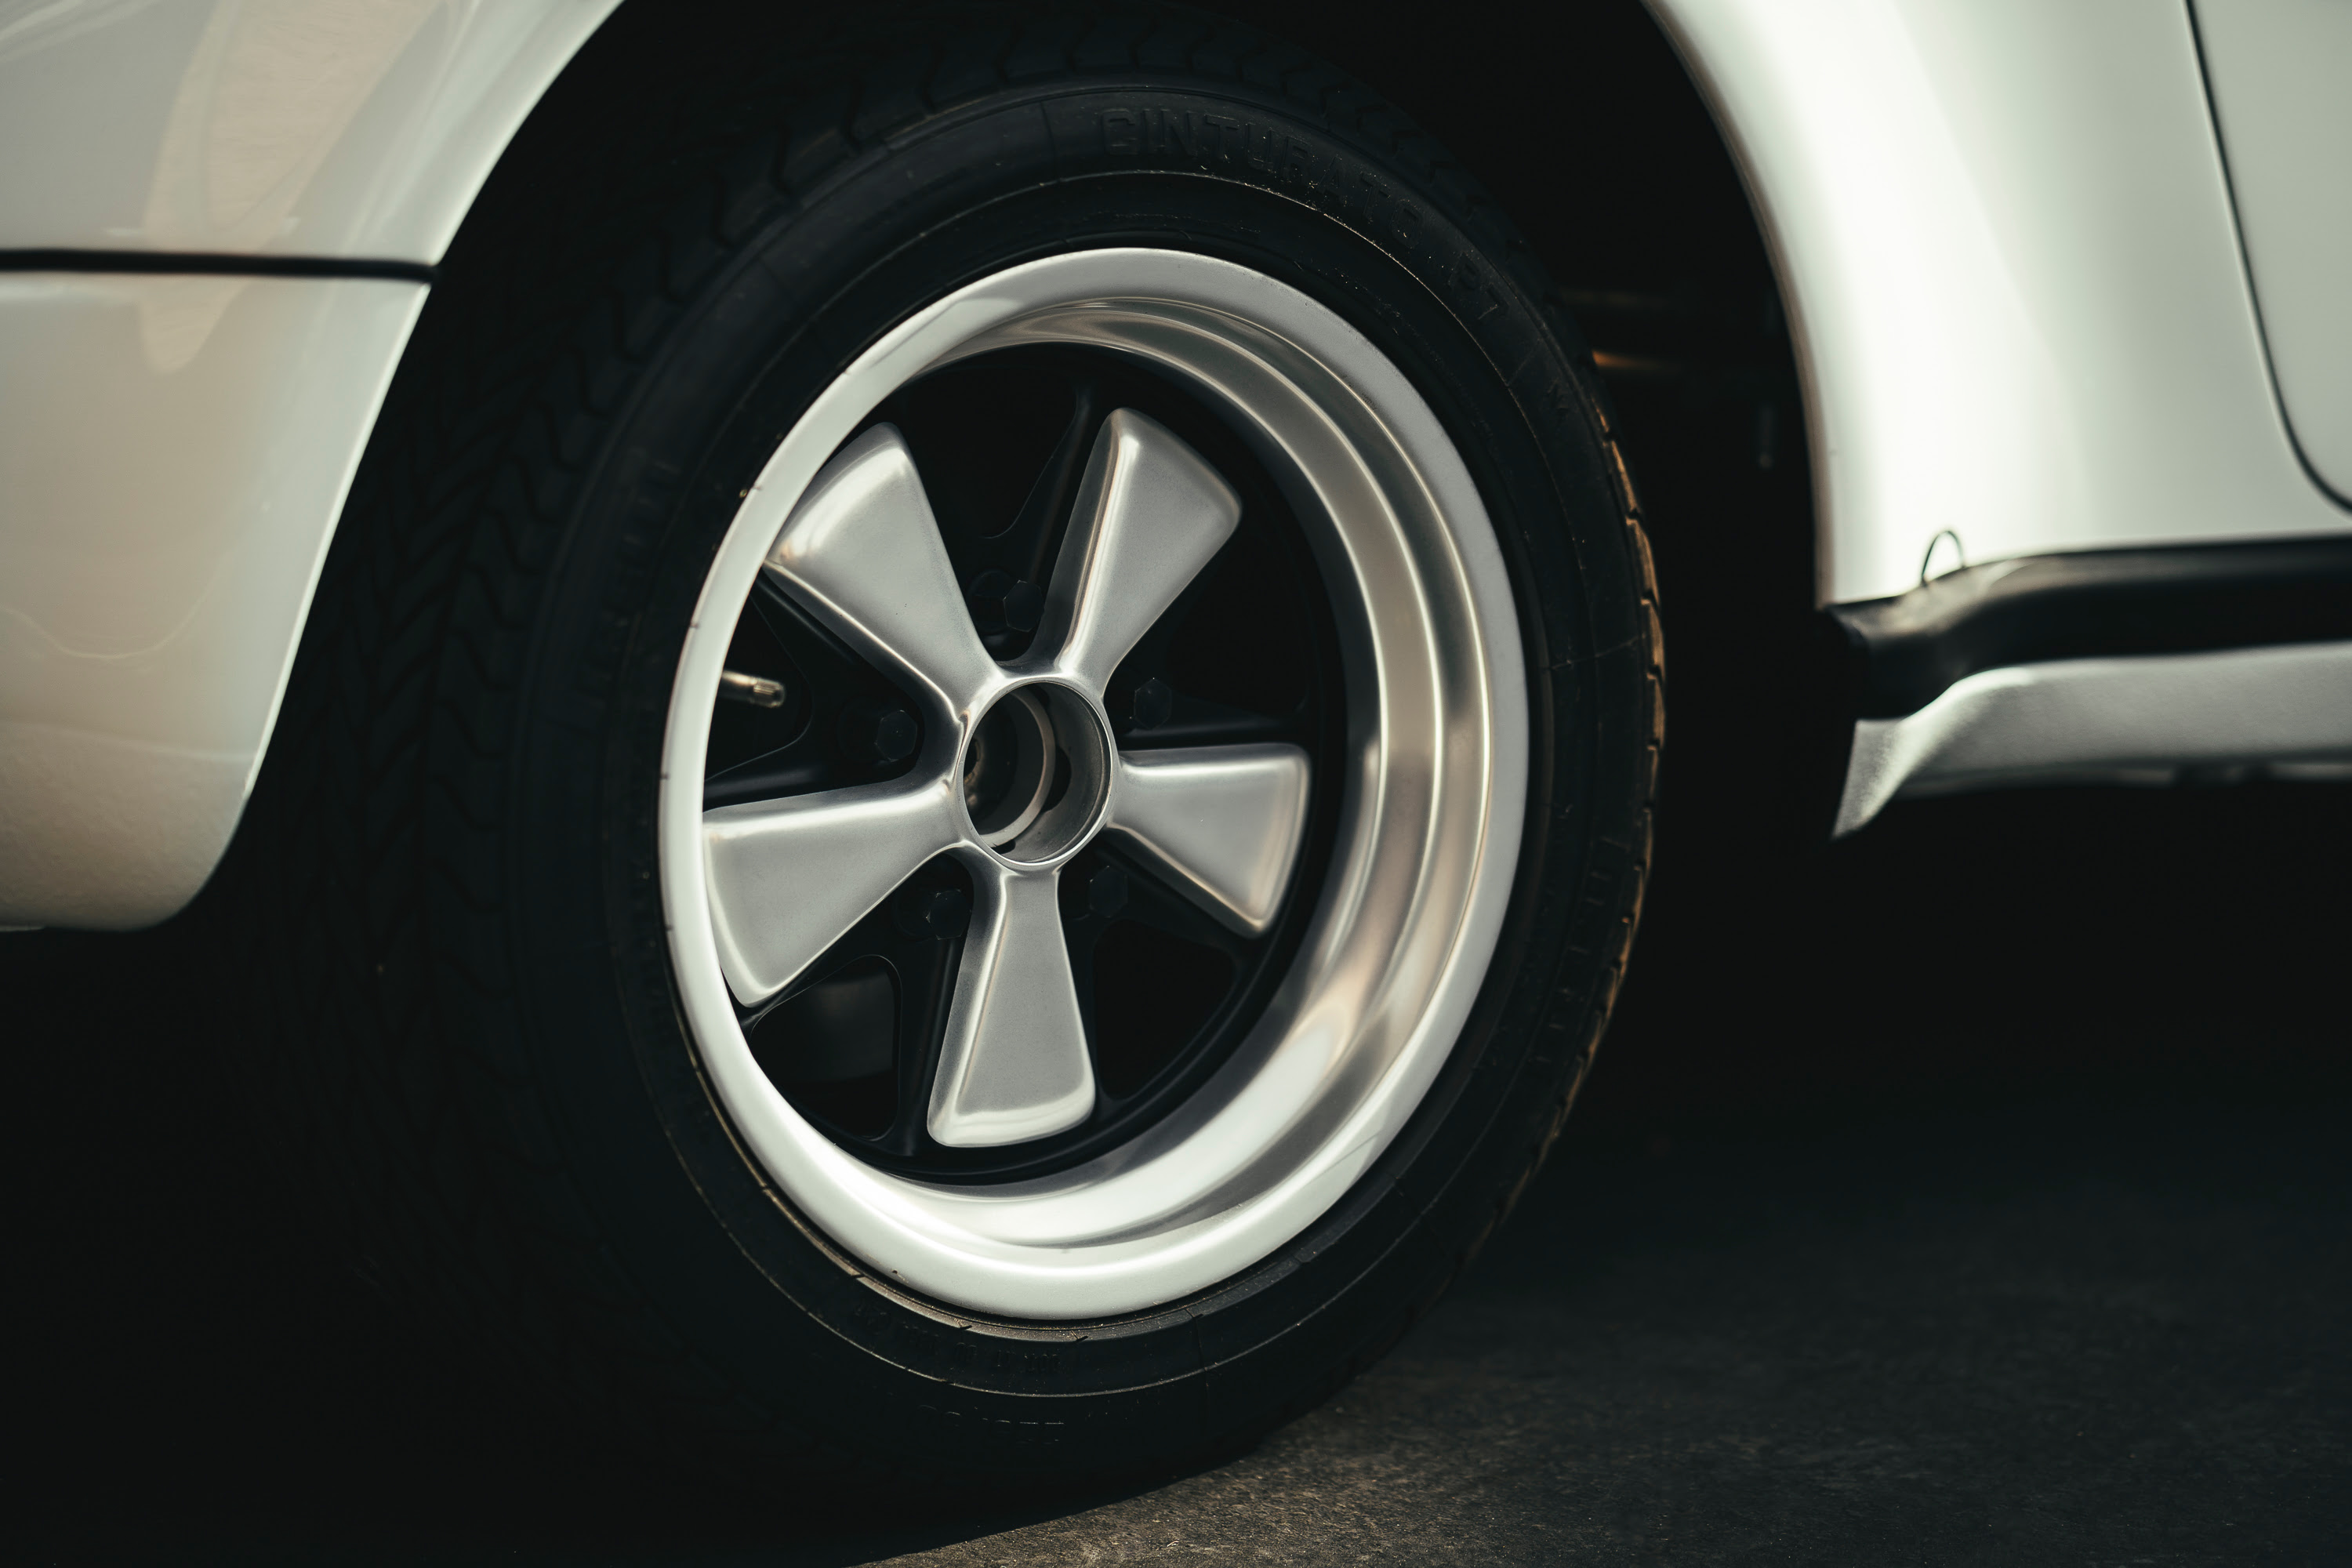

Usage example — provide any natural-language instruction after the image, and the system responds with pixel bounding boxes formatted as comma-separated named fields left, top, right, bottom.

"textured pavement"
left=839, top=1102, right=2347, bottom=1565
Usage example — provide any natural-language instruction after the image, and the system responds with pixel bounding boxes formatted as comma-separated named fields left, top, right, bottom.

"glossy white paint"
left=2194, top=0, right=2352, bottom=501
left=0, top=0, right=619, bottom=927
left=0, top=0, right=621, bottom=261
left=1835, top=640, right=2352, bottom=836
left=1653, top=0, right=2352, bottom=607
left=0, top=272, right=424, bottom=927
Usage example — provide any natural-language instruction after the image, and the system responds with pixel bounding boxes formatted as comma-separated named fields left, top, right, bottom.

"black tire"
left=230, top=0, right=1660, bottom=1492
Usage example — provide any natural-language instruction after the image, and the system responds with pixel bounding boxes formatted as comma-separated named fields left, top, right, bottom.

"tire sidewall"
left=479, top=73, right=1645, bottom=1478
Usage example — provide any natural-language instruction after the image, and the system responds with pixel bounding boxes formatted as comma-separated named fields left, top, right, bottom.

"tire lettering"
left=1089, top=103, right=1428, bottom=260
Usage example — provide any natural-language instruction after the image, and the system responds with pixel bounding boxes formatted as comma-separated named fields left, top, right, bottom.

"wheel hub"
left=960, top=682, right=1112, bottom=862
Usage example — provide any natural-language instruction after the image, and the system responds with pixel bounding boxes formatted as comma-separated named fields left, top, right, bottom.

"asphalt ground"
left=18, top=778, right=2348, bottom=1566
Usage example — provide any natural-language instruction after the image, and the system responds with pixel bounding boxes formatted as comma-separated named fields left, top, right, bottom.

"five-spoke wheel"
left=245, top=13, right=1657, bottom=1486
left=661, top=251, right=1534, bottom=1319
left=704, top=408, right=1312, bottom=1154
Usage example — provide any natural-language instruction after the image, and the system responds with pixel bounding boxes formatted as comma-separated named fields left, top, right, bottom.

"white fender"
left=0, top=1, right=621, bottom=927
left=1650, top=0, right=2348, bottom=608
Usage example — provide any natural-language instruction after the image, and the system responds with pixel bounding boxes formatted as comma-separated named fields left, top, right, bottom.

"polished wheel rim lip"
left=660, top=249, right=1527, bottom=1320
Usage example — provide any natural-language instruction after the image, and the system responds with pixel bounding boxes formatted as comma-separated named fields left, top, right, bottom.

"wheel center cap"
left=958, top=683, right=1111, bottom=863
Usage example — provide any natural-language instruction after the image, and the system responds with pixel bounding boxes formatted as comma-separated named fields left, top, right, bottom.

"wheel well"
left=519, top=0, right=1841, bottom=844
left=1243, top=0, right=1838, bottom=845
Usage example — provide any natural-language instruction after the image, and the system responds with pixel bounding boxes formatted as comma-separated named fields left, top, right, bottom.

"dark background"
left=19, top=2, right=2350, bottom=1561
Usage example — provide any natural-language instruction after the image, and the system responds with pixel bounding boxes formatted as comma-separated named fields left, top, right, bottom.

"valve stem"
left=718, top=669, right=786, bottom=709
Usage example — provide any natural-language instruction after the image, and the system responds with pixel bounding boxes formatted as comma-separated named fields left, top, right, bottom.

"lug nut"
left=1130, top=677, right=1172, bottom=731
left=967, top=569, right=1044, bottom=634
left=892, top=884, right=971, bottom=940
left=1085, top=864, right=1129, bottom=920
left=838, top=701, right=918, bottom=764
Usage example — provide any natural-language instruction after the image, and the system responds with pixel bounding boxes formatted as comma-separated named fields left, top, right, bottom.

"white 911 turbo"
left=1, top=0, right=2343, bottom=1487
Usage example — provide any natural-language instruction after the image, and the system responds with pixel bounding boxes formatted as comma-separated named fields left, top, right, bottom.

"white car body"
left=2, top=0, right=2346, bottom=929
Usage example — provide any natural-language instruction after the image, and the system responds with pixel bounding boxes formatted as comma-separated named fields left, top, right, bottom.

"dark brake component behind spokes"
left=869, top=361, right=1104, bottom=660
left=742, top=856, right=972, bottom=1153
left=974, top=372, right=1104, bottom=657
left=1062, top=841, right=1250, bottom=1103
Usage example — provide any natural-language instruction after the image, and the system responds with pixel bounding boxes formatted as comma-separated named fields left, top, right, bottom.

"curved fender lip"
left=0, top=1, right=624, bottom=929
left=0, top=0, right=622, bottom=265
left=1650, top=0, right=2349, bottom=608
left=0, top=272, right=426, bottom=931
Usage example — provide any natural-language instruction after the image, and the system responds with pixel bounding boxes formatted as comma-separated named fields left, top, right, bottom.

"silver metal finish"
left=932, top=680, right=1117, bottom=1145
left=764, top=425, right=1002, bottom=723
left=706, top=411, right=1269, bottom=1145
left=1107, top=746, right=1312, bottom=936
left=1835, top=639, right=2352, bottom=836
left=928, top=862, right=1096, bottom=1147
left=718, top=670, right=786, bottom=708
left=980, top=683, right=1114, bottom=867
left=705, top=777, right=960, bottom=1005
left=961, top=688, right=1058, bottom=847
left=1037, top=408, right=1243, bottom=693
left=660, top=249, right=1526, bottom=1319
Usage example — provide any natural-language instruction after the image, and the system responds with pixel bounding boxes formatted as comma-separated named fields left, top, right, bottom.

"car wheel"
left=234, top=2, right=1660, bottom=1490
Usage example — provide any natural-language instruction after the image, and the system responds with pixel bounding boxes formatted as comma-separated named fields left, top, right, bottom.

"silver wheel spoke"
left=1036, top=408, right=1240, bottom=694
left=764, top=423, right=1000, bottom=716
left=927, top=864, right=1094, bottom=1148
left=1107, top=744, right=1312, bottom=935
left=704, top=779, right=961, bottom=1004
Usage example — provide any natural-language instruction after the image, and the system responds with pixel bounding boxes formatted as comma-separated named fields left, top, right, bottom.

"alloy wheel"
left=661, top=250, right=1527, bottom=1320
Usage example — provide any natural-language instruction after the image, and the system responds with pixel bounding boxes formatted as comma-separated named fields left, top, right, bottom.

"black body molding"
left=1829, top=535, right=2352, bottom=720
left=0, top=249, right=436, bottom=284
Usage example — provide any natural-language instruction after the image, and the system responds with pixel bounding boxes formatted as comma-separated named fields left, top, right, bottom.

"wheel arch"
left=1646, top=0, right=2347, bottom=609
left=0, top=0, right=1804, bottom=929
left=0, top=0, right=621, bottom=930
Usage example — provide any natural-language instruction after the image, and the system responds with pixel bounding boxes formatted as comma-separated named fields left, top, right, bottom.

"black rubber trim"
left=0, top=249, right=437, bottom=284
left=1831, top=535, right=2352, bottom=719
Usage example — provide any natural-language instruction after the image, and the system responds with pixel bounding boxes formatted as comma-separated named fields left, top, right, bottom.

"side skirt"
left=1824, top=537, right=2352, bottom=835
